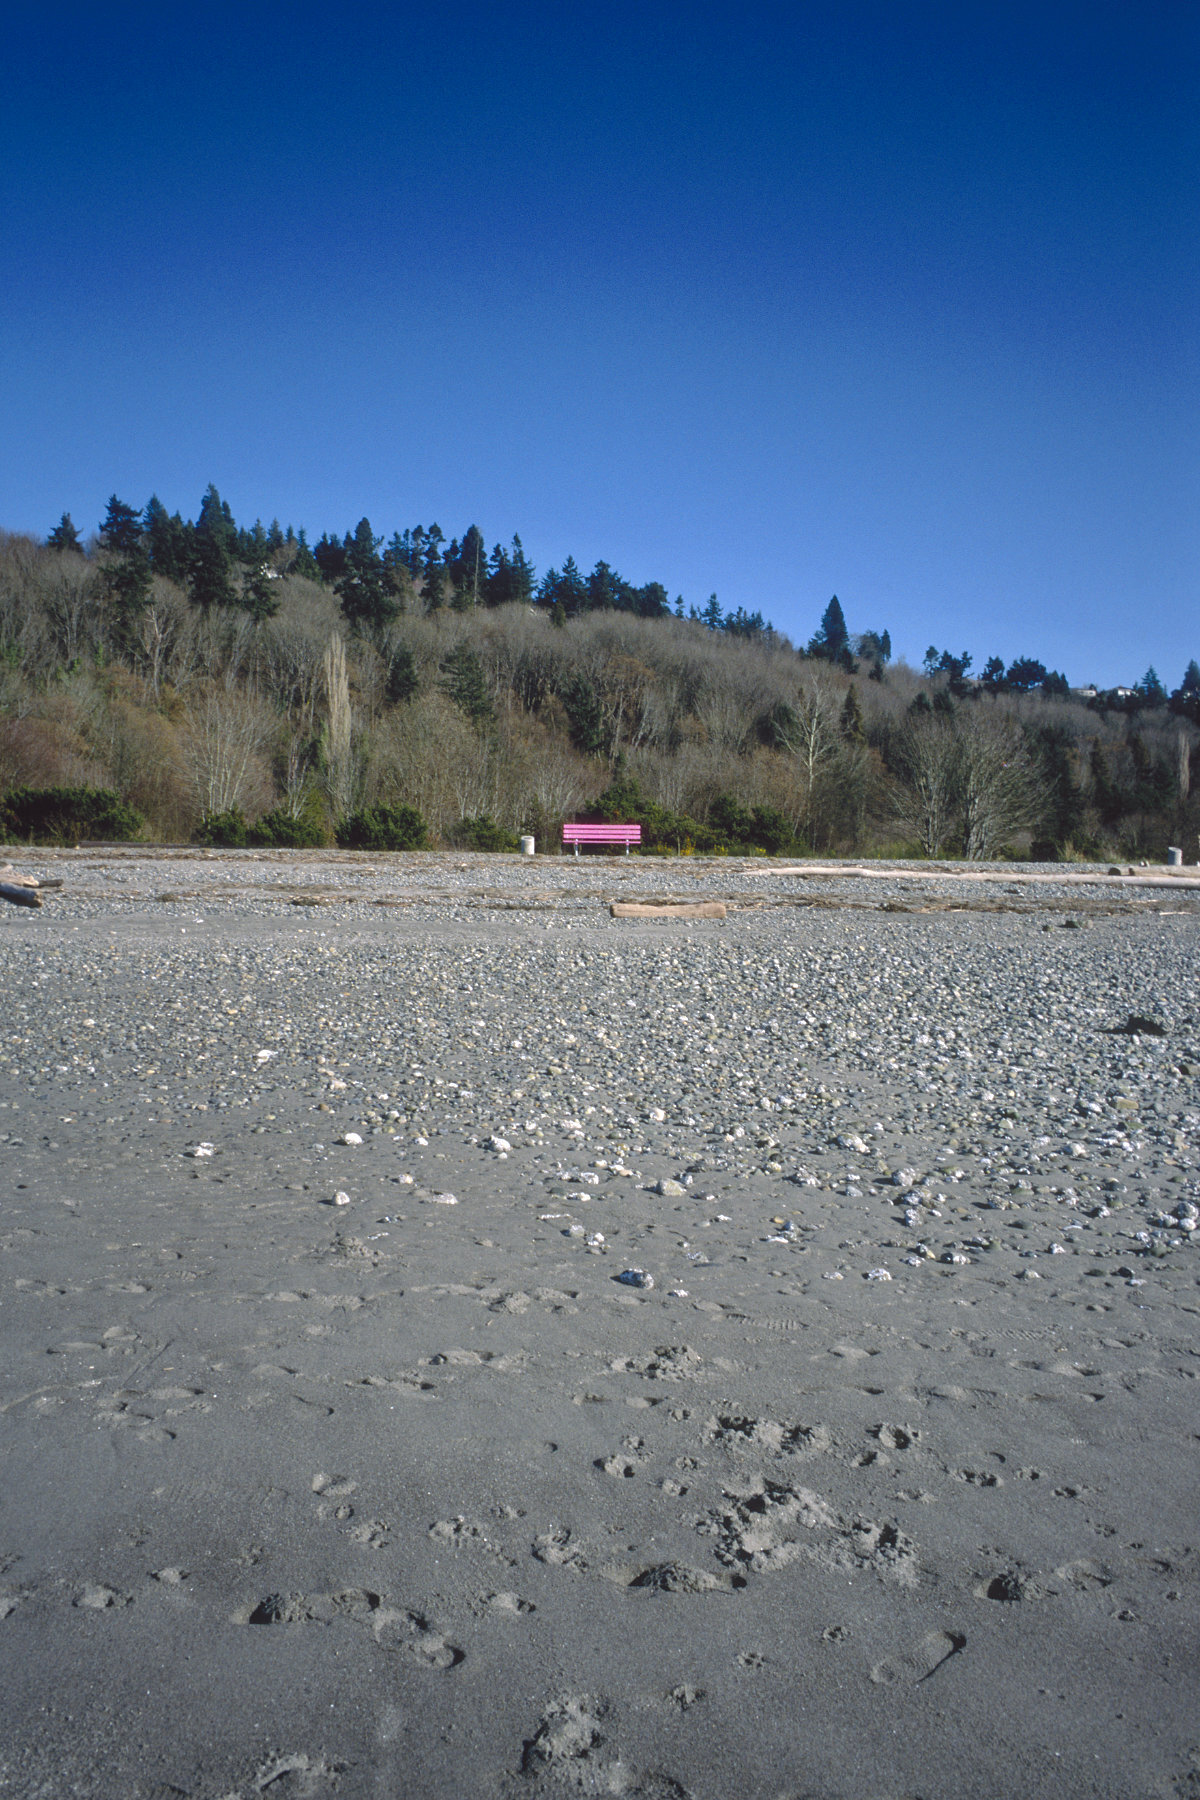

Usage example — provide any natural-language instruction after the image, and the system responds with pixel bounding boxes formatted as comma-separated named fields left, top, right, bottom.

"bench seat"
left=562, top=822, right=642, bottom=855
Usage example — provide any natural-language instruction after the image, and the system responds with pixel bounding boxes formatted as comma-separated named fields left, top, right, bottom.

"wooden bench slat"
left=562, top=822, right=642, bottom=854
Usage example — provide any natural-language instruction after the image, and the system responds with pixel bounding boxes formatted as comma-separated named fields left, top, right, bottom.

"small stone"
left=329, top=1190, right=352, bottom=1207
left=426, top=1193, right=458, bottom=1205
left=865, top=1267, right=892, bottom=1281
left=656, top=1179, right=686, bottom=1197
left=341, top=1132, right=363, bottom=1146
left=892, top=1168, right=918, bottom=1189
left=618, top=1268, right=654, bottom=1288
left=188, top=1142, right=215, bottom=1159
left=488, top=1135, right=512, bottom=1152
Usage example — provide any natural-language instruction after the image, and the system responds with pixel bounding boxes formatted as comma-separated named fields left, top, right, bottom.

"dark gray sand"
left=0, top=850, right=1197, bottom=1800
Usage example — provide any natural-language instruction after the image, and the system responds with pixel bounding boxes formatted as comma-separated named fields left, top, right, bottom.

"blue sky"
left=2, top=1, right=1195, bottom=687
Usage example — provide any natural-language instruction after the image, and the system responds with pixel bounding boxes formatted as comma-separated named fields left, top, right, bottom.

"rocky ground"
left=0, top=848, right=1197, bottom=1800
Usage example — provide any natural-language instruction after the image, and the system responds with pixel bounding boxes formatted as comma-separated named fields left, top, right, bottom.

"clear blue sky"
left=2, top=1, right=1195, bottom=688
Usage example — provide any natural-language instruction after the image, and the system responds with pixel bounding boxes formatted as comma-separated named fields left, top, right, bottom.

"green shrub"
left=447, top=815, right=520, bottom=852
left=337, top=803, right=427, bottom=851
left=195, top=808, right=248, bottom=847
left=0, top=785, right=143, bottom=845
left=747, top=804, right=797, bottom=855
left=248, top=804, right=331, bottom=848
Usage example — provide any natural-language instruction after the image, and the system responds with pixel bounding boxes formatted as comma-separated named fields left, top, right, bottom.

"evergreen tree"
left=632, top=580, right=669, bottom=619
left=440, top=641, right=493, bottom=725
left=508, top=535, right=534, bottom=605
left=1005, top=656, right=1049, bottom=692
left=454, top=525, right=487, bottom=607
left=291, top=529, right=319, bottom=579
left=557, top=555, right=586, bottom=615
left=980, top=655, right=1006, bottom=692
left=587, top=561, right=623, bottom=613
left=702, top=593, right=723, bottom=630
left=385, top=644, right=419, bottom=703
left=99, top=496, right=151, bottom=641
left=100, top=495, right=145, bottom=559
left=809, top=597, right=853, bottom=669
left=313, top=533, right=347, bottom=583
left=840, top=686, right=865, bottom=742
left=422, top=524, right=446, bottom=609
left=336, top=518, right=394, bottom=632
left=47, top=512, right=81, bottom=553
left=189, top=485, right=239, bottom=610
left=562, top=672, right=605, bottom=756
left=1136, top=667, right=1167, bottom=706
left=1168, top=660, right=1200, bottom=724
left=143, top=495, right=191, bottom=583
left=241, top=565, right=280, bottom=623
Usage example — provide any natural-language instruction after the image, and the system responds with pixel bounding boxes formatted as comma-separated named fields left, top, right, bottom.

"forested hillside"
left=1, top=490, right=1196, bottom=859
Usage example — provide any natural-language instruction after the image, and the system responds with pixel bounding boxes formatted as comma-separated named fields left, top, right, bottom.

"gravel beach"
left=0, top=848, right=1197, bottom=1800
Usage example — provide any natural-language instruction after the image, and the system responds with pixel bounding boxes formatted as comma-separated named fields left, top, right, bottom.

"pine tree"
left=422, top=525, right=446, bottom=609
left=143, top=495, right=191, bottom=583
left=336, top=518, right=394, bottom=632
left=189, top=485, right=238, bottom=609
left=99, top=496, right=151, bottom=642
left=809, top=596, right=853, bottom=668
left=440, top=642, right=493, bottom=725
left=840, top=686, right=865, bottom=742
left=47, top=512, right=81, bottom=552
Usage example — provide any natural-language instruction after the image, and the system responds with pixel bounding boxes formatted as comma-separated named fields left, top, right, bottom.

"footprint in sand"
left=75, top=1582, right=132, bottom=1610
left=870, top=1629, right=966, bottom=1684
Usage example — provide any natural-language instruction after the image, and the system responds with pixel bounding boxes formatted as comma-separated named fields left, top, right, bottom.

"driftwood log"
left=610, top=900, right=727, bottom=920
left=0, top=866, right=49, bottom=908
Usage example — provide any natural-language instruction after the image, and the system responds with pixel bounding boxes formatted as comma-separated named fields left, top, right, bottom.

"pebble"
left=618, top=1269, right=654, bottom=1288
left=330, top=1191, right=352, bottom=1207
left=1, top=849, right=1195, bottom=1319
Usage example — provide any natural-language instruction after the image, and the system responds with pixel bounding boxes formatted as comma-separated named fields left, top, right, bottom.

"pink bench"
left=562, top=822, right=642, bottom=855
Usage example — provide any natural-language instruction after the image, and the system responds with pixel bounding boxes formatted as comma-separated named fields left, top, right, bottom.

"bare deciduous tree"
left=957, top=708, right=1037, bottom=859
left=182, top=688, right=275, bottom=819
left=321, top=634, right=355, bottom=820
left=893, top=713, right=960, bottom=856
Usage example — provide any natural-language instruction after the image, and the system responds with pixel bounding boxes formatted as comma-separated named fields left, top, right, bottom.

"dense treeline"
left=0, top=489, right=1196, bottom=860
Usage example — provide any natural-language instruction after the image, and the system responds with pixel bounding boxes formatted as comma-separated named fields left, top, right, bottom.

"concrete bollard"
left=1167, top=846, right=1183, bottom=867
left=520, top=835, right=536, bottom=856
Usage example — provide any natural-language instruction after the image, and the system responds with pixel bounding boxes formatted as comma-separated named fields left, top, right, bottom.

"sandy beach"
left=0, top=849, right=1196, bottom=1800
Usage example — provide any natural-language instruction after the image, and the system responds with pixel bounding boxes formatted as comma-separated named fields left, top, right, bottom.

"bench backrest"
left=562, top=822, right=642, bottom=843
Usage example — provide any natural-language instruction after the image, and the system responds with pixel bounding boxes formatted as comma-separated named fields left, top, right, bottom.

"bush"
left=447, top=815, right=520, bottom=852
left=248, top=804, right=331, bottom=848
left=0, top=785, right=143, bottom=844
left=337, top=803, right=427, bottom=851
left=195, top=807, right=248, bottom=847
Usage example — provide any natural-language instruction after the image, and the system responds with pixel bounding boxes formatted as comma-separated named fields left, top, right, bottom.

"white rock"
left=865, top=1267, right=892, bottom=1281
left=618, top=1268, right=654, bottom=1288
left=341, top=1132, right=363, bottom=1146
left=188, top=1143, right=215, bottom=1158
left=648, top=1108, right=667, bottom=1123
left=427, top=1193, right=458, bottom=1205
left=656, top=1178, right=686, bottom=1197
left=331, top=1191, right=351, bottom=1207
left=488, top=1136, right=512, bottom=1152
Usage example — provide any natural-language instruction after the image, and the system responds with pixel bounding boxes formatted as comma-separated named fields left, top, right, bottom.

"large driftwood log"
left=610, top=900, right=727, bottom=919
left=0, top=882, right=42, bottom=908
